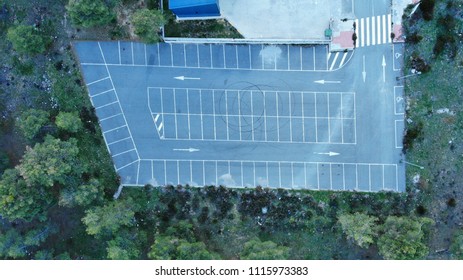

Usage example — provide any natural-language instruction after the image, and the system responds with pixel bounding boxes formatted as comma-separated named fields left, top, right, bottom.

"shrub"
left=132, top=8, right=166, bottom=43
left=7, top=25, right=50, bottom=55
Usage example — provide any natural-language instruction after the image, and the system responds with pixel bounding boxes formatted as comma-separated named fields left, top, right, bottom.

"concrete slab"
left=220, top=0, right=354, bottom=40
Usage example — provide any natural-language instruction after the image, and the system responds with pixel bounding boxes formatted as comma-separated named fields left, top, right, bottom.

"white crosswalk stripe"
left=355, top=14, right=392, bottom=48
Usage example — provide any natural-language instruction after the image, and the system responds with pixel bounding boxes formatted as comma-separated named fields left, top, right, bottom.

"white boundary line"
left=86, top=76, right=110, bottom=86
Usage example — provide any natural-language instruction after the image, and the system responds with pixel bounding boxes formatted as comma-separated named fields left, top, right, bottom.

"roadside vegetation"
left=0, top=0, right=459, bottom=260
left=401, top=0, right=463, bottom=259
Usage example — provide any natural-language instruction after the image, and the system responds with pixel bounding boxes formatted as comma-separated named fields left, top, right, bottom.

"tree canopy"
left=55, top=111, right=82, bottom=133
left=131, top=8, right=166, bottom=43
left=0, top=168, right=53, bottom=221
left=240, top=238, right=290, bottom=260
left=377, top=216, right=434, bottom=260
left=338, top=212, right=378, bottom=248
left=16, top=109, right=49, bottom=140
left=66, top=0, right=115, bottom=28
left=17, top=136, right=82, bottom=187
left=6, top=25, right=50, bottom=55
left=82, top=199, right=135, bottom=236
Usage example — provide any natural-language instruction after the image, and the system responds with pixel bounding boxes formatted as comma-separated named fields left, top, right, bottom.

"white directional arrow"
left=173, top=148, right=200, bottom=152
left=382, top=55, right=386, bottom=82
left=314, top=151, right=340, bottom=156
left=362, top=55, right=366, bottom=83
left=314, top=80, right=341, bottom=84
left=174, top=76, right=201, bottom=81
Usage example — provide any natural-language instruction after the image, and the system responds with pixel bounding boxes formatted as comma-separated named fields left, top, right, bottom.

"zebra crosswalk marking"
left=355, top=14, right=392, bottom=48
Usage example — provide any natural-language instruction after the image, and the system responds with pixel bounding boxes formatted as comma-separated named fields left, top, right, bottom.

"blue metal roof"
left=169, top=0, right=218, bottom=9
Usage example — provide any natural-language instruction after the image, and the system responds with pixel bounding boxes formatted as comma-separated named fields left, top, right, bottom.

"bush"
left=56, top=111, right=82, bottom=133
left=16, top=109, right=50, bottom=140
left=419, top=0, right=435, bottom=21
left=132, top=8, right=166, bottom=43
left=66, top=0, right=115, bottom=28
left=7, top=25, right=50, bottom=55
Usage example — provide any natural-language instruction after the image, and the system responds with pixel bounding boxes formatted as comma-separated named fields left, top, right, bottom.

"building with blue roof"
left=169, top=0, right=221, bottom=19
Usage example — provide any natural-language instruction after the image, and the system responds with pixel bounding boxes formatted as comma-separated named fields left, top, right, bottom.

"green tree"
left=82, top=199, right=135, bottom=236
left=148, top=236, right=219, bottom=260
left=106, top=231, right=144, bottom=260
left=66, top=0, right=115, bottom=28
left=177, top=240, right=220, bottom=260
left=148, top=235, right=178, bottom=260
left=17, top=136, right=82, bottom=187
left=450, top=230, right=463, bottom=260
left=132, top=8, right=166, bottom=43
left=59, top=178, right=102, bottom=208
left=6, top=25, right=50, bottom=55
left=16, top=109, right=49, bottom=140
left=377, top=216, right=434, bottom=260
left=0, top=226, right=51, bottom=259
left=338, top=212, right=378, bottom=248
left=0, top=169, right=53, bottom=221
left=240, top=238, right=290, bottom=260
left=55, top=111, right=82, bottom=133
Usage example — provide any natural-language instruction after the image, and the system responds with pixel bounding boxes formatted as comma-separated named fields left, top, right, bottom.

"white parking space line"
left=329, top=52, right=339, bottom=70
left=103, top=124, right=127, bottom=134
left=387, top=14, right=392, bottom=43
left=330, top=164, right=333, bottom=190
left=108, top=136, right=132, bottom=146
left=249, top=45, right=252, bottom=69
left=366, top=17, right=370, bottom=46
left=118, top=41, right=121, bottom=65
left=196, top=44, right=200, bottom=68
left=144, top=44, right=147, bottom=66
left=301, top=93, right=305, bottom=141
left=212, top=90, right=217, bottom=140
left=100, top=113, right=123, bottom=122
left=312, top=47, right=316, bottom=69
left=143, top=159, right=399, bottom=190
left=369, top=165, right=372, bottom=191
left=136, top=160, right=140, bottom=185
left=183, top=44, right=186, bottom=67
left=170, top=43, right=174, bottom=67
left=341, top=94, right=344, bottom=143
left=91, top=89, right=114, bottom=98
left=112, top=148, right=136, bottom=158
left=157, top=44, right=160, bottom=66
left=314, top=93, right=318, bottom=142
left=187, top=89, right=191, bottom=139
left=360, top=18, right=365, bottom=47
left=95, top=101, right=118, bottom=110
left=238, top=91, right=242, bottom=140
left=342, top=164, right=346, bottom=190
left=199, top=90, right=204, bottom=139
left=131, top=42, right=134, bottom=65
left=223, top=45, right=227, bottom=68
left=173, top=89, right=178, bottom=138
left=225, top=91, right=230, bottom=140
left=86, top=76, right=110, bottom=86
left=276, top=92, right=280, bottom=141
left=382, top=165, right=385, bottom=190
left=300, top=47, right=303, bottom=71
left=177, top=161, right=180, bottom=184
left=202, top=161, right=206, bottom=186
left=289, top=92, right=293, bottom=142
left=116, top=160, right=139, bottom=172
